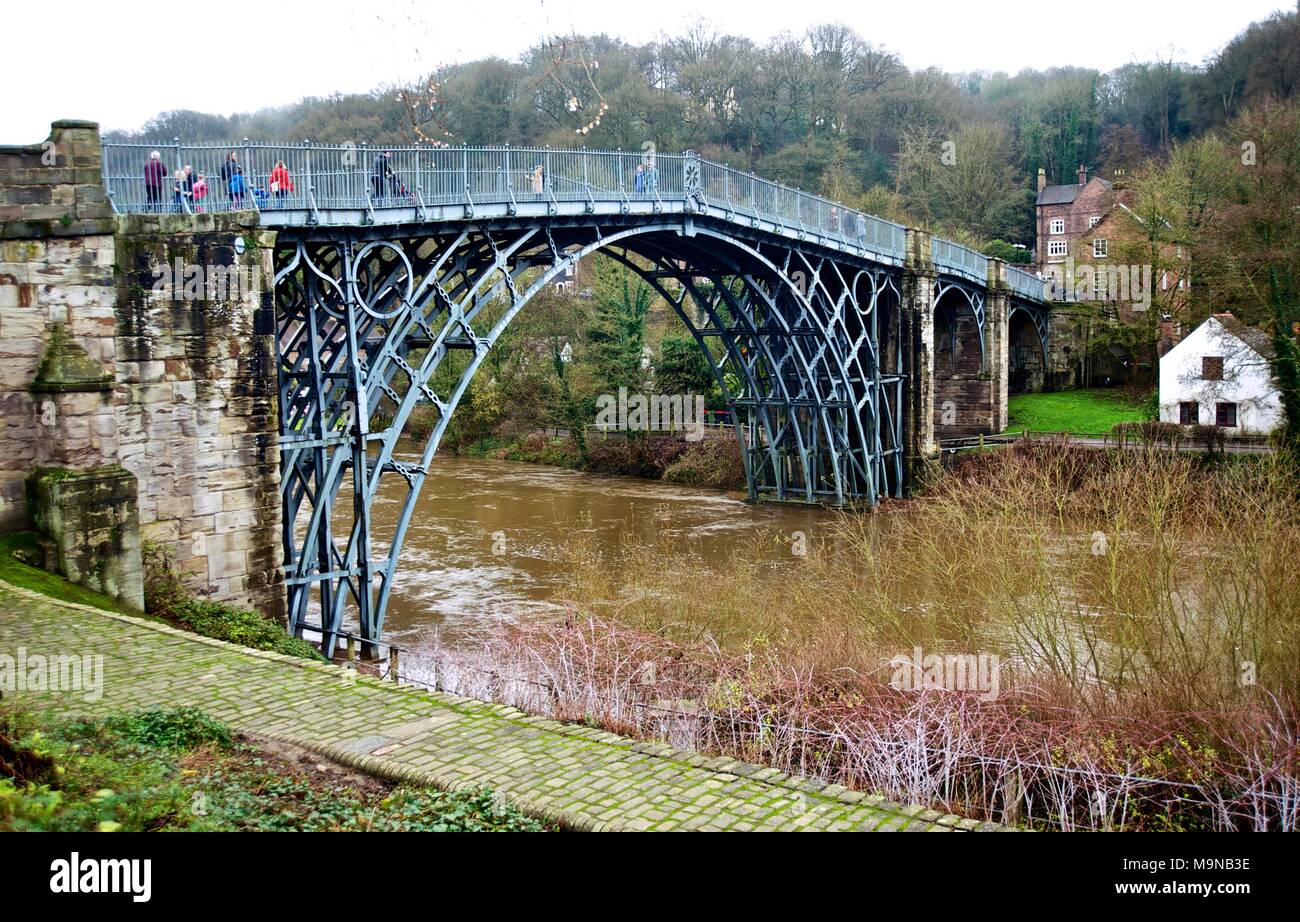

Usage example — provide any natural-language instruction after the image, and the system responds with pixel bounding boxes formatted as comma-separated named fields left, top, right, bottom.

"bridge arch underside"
left=272, top=219, right=904, bottom=654
left=1009, top=303, right=1049, bottom=395
left=932, top=280, right=990, bottom=438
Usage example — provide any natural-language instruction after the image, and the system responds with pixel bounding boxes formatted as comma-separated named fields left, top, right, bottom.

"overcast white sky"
left=2, top=0, right=1293, bottom=140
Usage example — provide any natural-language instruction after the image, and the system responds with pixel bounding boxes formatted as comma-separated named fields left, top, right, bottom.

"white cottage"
left=1158, top=314, right=1282, bottom=434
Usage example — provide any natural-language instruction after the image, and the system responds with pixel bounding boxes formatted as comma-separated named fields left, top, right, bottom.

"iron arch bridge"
left=102, top=142, right=1050, bottom=655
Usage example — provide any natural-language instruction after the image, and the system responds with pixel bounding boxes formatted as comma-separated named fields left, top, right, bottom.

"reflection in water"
left=358, top=453, right=828, bottom=648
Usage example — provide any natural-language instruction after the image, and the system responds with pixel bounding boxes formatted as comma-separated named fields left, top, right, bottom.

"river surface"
left=363, top=453, right=829, bottom=648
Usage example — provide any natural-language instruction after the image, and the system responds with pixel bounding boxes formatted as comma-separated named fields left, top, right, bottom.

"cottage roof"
left=1211, top=314, right=1275, bottom=360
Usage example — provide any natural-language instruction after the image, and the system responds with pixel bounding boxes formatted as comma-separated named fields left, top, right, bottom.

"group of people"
left=141, top=150, right=294, bottom=212
left=138, top=150, right=674, bottom=211
left=633, top=161, right=659, bottom=194
left=371, top=151, right=417, bottom=203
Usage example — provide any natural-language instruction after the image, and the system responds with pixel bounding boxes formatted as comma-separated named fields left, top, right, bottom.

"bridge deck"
left=102, top=141, right=1047, bottom=301
left=0, top=579, right=1004, bottom=832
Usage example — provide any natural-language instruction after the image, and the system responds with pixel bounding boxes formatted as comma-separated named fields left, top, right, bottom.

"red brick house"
left=1035, top=166, right=1121, bottom=268
left=1036, top=166, right=1190, bottom=387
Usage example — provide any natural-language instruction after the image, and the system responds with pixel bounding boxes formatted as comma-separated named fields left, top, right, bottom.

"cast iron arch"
left=274, top=220, right=904, bottom=655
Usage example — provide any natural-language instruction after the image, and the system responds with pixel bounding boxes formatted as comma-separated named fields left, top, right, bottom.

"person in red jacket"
left=143, top=151, right=168, bottom=211
left=268, top=160, right=294, bottom=208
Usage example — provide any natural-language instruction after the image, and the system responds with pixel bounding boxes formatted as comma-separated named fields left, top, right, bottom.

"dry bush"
left=404, top=444, right=1300, bottom=830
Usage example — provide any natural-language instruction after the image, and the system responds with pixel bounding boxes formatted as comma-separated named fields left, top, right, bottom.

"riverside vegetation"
left=410, top=443, right=1300, bottom=831
left=0, top=705, right=546, bottom=832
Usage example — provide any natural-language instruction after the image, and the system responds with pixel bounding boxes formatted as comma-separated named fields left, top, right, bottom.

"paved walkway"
left=0, top=580, right=1006, bottom=832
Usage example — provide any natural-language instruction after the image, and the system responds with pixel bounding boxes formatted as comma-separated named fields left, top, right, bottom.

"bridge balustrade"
left=102, top=139, right=1050, bottom=299
left=102, top=140, right=960, bottom=269
left=1006, top=264, right=1047, bottom=300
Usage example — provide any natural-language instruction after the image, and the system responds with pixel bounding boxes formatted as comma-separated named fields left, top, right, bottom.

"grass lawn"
left=1004, top=388, right=1150, bottom=436
left=0, top=532, right=140, bottom=617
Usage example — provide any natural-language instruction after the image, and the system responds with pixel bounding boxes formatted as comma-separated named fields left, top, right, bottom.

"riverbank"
left=452, top=429, right=748, bottom=493
left=410, top=443, right=1300, bottom=831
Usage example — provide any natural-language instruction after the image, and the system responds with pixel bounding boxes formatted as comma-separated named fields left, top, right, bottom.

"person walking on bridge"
left=269, top=160, right=294, bottom=208
left=643, top=159, right=659, bottom=196
left=143, top=151, right=168, bottom=211
left=221, top=152, right=245, bottom=208
left=372, top=151, right=396, bottom=203
left=192, top=172, right=209, bottom=213
left=172, top=165, right=195, bottom=213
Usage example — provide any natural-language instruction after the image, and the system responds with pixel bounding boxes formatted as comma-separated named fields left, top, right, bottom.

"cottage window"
left=1089, top=216, right=1101, bottom=228
left=1215, top=402, right=1237, bottom=428
left=1178, top=402, right=1197, bottom=425
left=1202, top=356, right=1224, bottom=380
left=1049, top=218, right=1065, bottom=235
left=1092, top=238, right=1108, bottom=258
left=1047, top=240, right=1068, bottom=257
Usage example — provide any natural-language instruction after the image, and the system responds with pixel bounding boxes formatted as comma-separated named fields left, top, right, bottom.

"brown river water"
left=357, top=452, right=829, bottom=649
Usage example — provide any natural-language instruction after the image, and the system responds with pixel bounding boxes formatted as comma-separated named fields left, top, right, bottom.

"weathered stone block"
left=25, top=465, right=144, bottom=610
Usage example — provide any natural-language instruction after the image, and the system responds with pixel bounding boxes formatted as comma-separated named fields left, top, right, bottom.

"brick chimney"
left=1158, top=314, right=1178, bottom=356
left=1037, top=168, right=1046, bottom=193
left=1077, top=164, right=1087, bottom=186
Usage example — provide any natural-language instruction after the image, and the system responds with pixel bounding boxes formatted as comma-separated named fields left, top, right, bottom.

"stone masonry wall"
left=1, top=121, right=284, bottom=622
left=1, top=121, right=118, bottom=532
left=113, top=214, right=284, bottom=622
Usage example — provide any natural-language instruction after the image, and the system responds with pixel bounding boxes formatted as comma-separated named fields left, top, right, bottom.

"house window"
left=1178, top=401, right=1198, bottom=425
left=1202, top=356, right=1224, bottom=380
left=1215, top=402, right=1237, bottom=428
left=1049, top=218, right=1065, bottom=235
left=1092, top=238, right=1108, bottom=258
left=1089, top=216, right=1101, bottom=228
left=1047, top=240, right=1068, bottom=257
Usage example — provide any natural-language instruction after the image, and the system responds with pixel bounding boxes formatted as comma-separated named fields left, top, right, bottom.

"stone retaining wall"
left=0, top=121, right=284, bottom=621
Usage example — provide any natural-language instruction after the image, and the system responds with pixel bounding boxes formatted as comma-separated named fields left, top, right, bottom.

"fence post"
left=360, top=140, right=370, bottom=212
left=684, top=149, right=700, bottom=210
left=172, top=137, right=191, bottom=215
left=242, top=137, right=259, bottom=213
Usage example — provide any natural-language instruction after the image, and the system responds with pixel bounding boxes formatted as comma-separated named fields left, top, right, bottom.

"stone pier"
left=0, top=120, right=284, bottom=621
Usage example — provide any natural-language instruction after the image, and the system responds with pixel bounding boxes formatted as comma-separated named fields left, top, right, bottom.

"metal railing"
left=101, top=139, right=1043, bottom=300
left=932, top=237, right=988, bottom=282
left=1006, top=264, right=1048, bottom=300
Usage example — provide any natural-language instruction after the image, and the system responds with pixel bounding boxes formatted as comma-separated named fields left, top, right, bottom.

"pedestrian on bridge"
left=372, top=151, right=396, bottom=202
left=172, top=166, right=194, bottom=212
left=269, top=160, right=294, bottom=207
left=221, top=152, right=245, bottom=208
left=192, top=172, right=209, bottom=213
left=643, top=160, right=659, bottom=195
left=143, top=151, right=167, bottom=211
